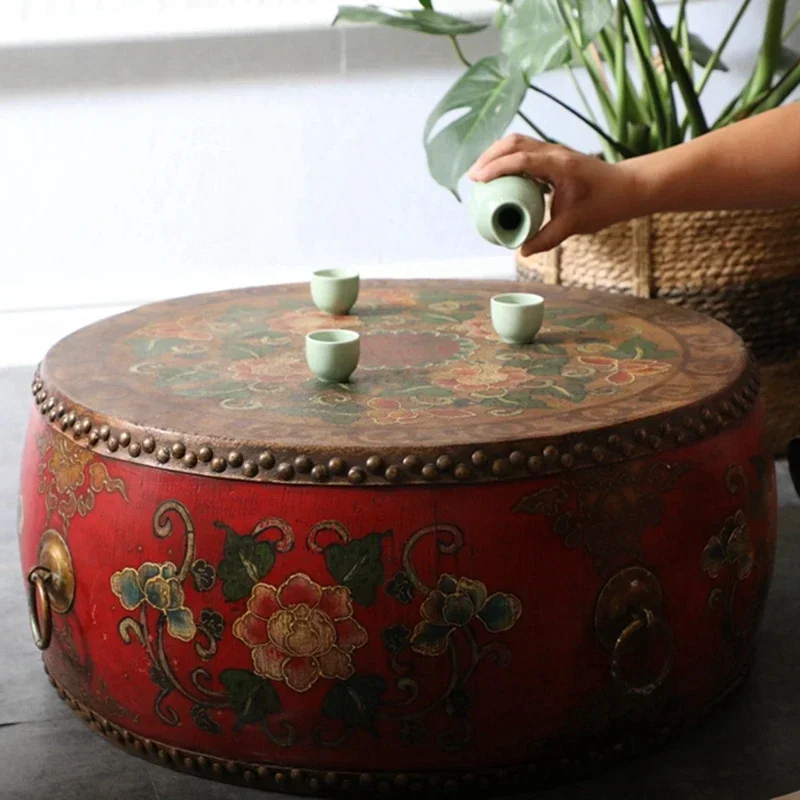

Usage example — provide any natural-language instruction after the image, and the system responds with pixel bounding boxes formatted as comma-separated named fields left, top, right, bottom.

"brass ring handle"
left=610, top=606, right=675, bottom=696
left=28, top=567, right=53, bottom=651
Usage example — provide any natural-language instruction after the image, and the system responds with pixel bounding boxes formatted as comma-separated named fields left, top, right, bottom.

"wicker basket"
left=517, top=206, right=800, bottom=455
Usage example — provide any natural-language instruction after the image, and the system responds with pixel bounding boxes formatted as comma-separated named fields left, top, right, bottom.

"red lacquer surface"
left=19, top=402, right=776, bottom=772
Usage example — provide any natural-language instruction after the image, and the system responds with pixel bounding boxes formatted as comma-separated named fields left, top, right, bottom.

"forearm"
left=617, top=103, right=800, bottom=217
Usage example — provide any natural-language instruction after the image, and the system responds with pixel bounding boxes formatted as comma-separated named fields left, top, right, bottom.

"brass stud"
left=340, top=779, right=352, bottom=790
left=129, top=443, right=141, bottom=458
left=274, top=772, right=286, bottom=786
left=348, top=467, right=366, bottom=485
left=45, top=397, right=55, bottom=411
left=294, top=455, right=312, bottom=474
left=395, top=774, right=409, bottom=788
left=197, top=756, right=209, bottom=770
left=184, top=757, right=194, bottom=770
left=592, top=446, right=605, bottom=463
left=311, top=465, right=329, bottom=482
left=243, top=461, right=259, bottom=478
left=714, top=413, right=723, bottom=426
left=308, top=777, right=321, bottom=792
left=49, top=409, right=58, bottom=422
left=256, top=766, right=269, bottom=780
left=621, top=442, right=634, bottom=457
left=244, top=771, right=256, bottom=786
left=492, top=459, right=509, bottom=477
left=277, top=463, right=294, bottom=481
left=107, top=437, right=119, bottom=452
left=366, top=455, right=384, bottom=474
left=721, top=401, right=732, bottom=416
left=37, top=391, right=47, bottom=404
left=471, top=450, right=488, bottom=468
left=197, top=445, right=212, bottom=462
left=510, top=450, right=526, bottom=467
left=660, top=422, right=672, bottom=436
left=171, top=442, right=185, bottom=459
left=60, top=417, right=69, bottom=431
left=435, top=454, right=453, bottom=473
left=211, top=457, right=227, bottom=473
left=648, top=435, right=661, bottom=449
left=88, top=430, right=100, bottom=446
left=119, top=431, right=130, bottom=447
left=527, top=455, right=543, bottom=473
left=422, top=464, right=438, bottom=481
left=289, top=769, right=303, bottom=782
left=701, top=407, right=713, bottom=422
left=675, top=432, right=686, bottom=444
left=259, top=451, right=275, bottom=470
left=56, top=403, right=65, bottom=417
left=697, top=423, right=707, bottom=437
left=454, top=464, right=471, bottom=481
left=573, top=442, right=588, bottom=456
left=80, top=418, right=92, bottom=433
left=607, top=434, right=621, bottom=450
left=67, top=411, right=78, bottom=427
left=543, top=445, right=559, bottom=463
left=445, top=779, right=458, bottom=791
left=328, top=457, right=346, bottom=474
left=142, top=436, right=156, bottom=454
left=359, top=774, right=372, bottom=788
left=99, top=424, right=111, bottom=441
left=683, top=416, right=694, bottom=429
left=325, top=772, right=338, bottom=787
left=384, top=465, right=402, bottom=483
left=156, top=447, right=170, bottom=464
left=225, top=760, right=238, bottom=774
left=211, top=762, right=222, bottom=775
left=72, top=425, right=82, bottom=438
left=403, top=455, right=422, bottom=472
left=560, top=453, right=575, bottom=468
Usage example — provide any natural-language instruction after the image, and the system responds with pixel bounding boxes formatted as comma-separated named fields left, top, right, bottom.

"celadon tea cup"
left=305, top=329, right=361, bottom=383
left=490, top=293, right=545, bottom=345
left=468, top=175, right=545, bottom=249
left=310, top=268, right=360, bottom=315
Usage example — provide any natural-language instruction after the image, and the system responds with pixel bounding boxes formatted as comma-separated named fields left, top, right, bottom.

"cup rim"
left=306, top=329, right=361, bottom=345
left=312, top=268, right=360, bottom=281
left=491, top=292, right=544, bottom=307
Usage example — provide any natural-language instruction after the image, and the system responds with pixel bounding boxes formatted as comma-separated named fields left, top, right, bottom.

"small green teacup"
left=490, top=293, right=545, bottom=344
left=305, top=329, right=361, bottom=383
left=310, top=268, right=360, bottom=315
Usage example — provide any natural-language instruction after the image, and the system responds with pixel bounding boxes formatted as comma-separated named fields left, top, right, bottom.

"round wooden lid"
left=35, top=280, right=757, bottom=485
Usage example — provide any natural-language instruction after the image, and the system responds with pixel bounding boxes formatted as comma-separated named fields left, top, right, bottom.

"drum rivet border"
left=45, top=662, right=751, bottom=798
left=31, top=360, right=759, bottom=487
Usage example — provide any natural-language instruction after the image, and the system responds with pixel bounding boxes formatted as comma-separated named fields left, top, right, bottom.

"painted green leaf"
left=324, top=532, right=387, bottom=606
left=529, top=379, right=588, bottom=404
left=609, top=336, right=678, bottom=360
left=556, top=314, right=612, bottom=331
left=444, top=687, right=472, bottom=718
left=527, top=356, right=570, bottom=376
left=381, top=624, right=411, bottom=654
left=334, top=6, right=486, bottom=35
left=686, top=32, right=729, bottom=72
left=477, top=592, right=522, bottom=633
left=220, top=669, right=281, bottom=731
left=501, top=0, right=611, bottom=77
left=191, top=705, right=221, bottom=735
left=400, top=719, right=426, bottom=743
left=322, top=675, right=387, bottom=735
left=513, top=485, right=569, bottom=516
left=215, top=523, right=276, bottom=602
left=424, top=56, right=527, bottom=195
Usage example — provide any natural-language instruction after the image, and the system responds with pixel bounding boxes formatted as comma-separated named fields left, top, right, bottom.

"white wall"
left=0, top=0, right=794, bottom=366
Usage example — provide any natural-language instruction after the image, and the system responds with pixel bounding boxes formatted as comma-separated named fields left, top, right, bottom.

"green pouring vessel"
left=468, top=175, right=545, bottom=249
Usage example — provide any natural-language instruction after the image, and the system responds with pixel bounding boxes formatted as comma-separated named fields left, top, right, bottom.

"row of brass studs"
left=31, top=367, right=759, bottom=486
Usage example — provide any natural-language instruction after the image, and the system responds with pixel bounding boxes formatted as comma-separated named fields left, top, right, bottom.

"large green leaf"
left=501, top=0, right=612, bottom=77
left=334, top=5, right=487, bottom=35
left=322, top=675, right=387, bottom=735
left=686, top=33, right=729, bottom=72
left=424, top=56, right=526, bottom=194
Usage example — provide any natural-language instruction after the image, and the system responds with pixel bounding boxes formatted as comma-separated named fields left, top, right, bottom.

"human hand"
left=468, top=135, right=640, bottom=256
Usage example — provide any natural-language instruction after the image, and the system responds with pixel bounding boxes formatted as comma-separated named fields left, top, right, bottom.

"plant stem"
left=643, top=0, right=709, bottom=136
left=450, top=36, right=471, bottom=68
left=567, top=62, right=616, bottom=162
left=528, top=82, right=636, bottom=158
left=597, top=29, right=648, bottom=123
left=613, top=0, right=629, bottom=144
left=784, top=11, right=800, bottom=40
left=696, top=0, right=752, bottom=96
left=623, top=1, right=667, bottom=146
left=744, top=0, right=788, bottom=103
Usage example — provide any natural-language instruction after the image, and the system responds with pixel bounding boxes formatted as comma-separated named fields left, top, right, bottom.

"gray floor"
left=1, top=363, right=799, bottom=800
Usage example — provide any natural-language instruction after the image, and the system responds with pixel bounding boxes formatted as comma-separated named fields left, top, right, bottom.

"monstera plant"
left=335, top=0, right=800, bottom=195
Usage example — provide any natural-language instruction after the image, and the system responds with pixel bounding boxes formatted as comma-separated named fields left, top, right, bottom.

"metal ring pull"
left=28, top=567, right=53, bottom=650
left=610, top=606, right=675, bottom=696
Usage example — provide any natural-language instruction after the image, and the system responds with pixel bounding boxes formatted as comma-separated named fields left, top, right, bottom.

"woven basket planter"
left=517, top=205, right=800, bottom=455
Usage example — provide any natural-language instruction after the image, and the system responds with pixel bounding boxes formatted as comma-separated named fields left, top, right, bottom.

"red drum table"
left=18, top=280, right=777, bottom=796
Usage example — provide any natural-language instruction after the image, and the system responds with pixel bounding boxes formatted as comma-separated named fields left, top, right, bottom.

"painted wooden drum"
left=18, top=281, right=777, bottom=796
